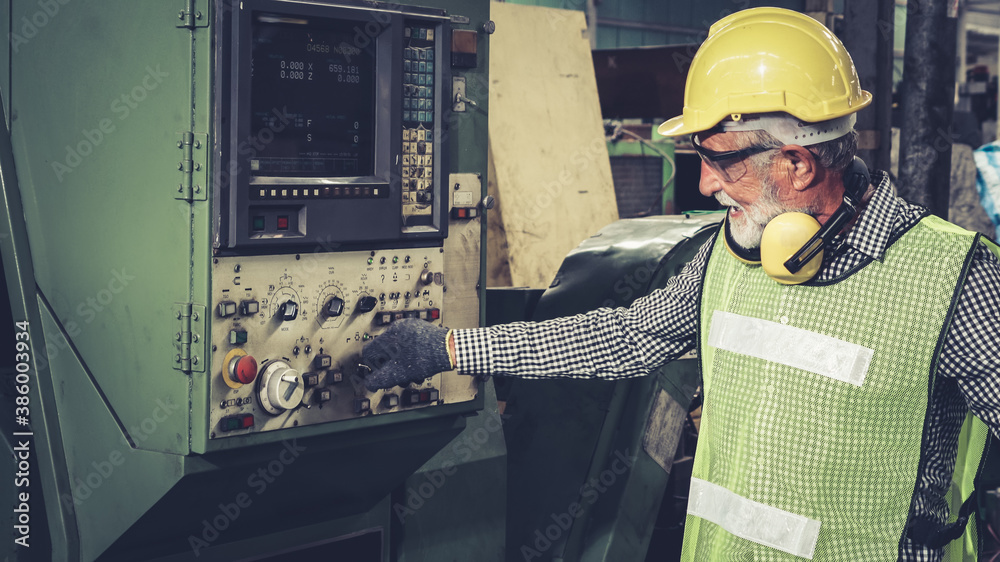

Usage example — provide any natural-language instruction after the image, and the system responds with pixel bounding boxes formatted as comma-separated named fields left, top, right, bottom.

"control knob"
left=357, top=296, right=379, bottom=313
left=323, top=296, right=345, bottom=318
left=258, top=361, right=304, bottom=415
left=278, top=300, right=299, bottom=321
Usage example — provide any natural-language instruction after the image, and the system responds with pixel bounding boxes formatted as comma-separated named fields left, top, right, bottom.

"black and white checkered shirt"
left=453, top=171, right=1000, bottom=561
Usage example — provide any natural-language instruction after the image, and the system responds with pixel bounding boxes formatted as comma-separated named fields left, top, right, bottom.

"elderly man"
left=363, top=7, right=1000, bottom=561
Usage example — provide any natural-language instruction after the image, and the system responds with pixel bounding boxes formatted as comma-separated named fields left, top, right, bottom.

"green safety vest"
left=684, top=215, right=991, bottom=561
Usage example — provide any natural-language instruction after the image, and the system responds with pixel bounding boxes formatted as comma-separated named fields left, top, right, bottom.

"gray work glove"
left=361, top=318, right=453, bottom=391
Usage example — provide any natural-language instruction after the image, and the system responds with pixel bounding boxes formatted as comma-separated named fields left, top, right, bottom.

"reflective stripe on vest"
left=688, top=477, right=822, bottom=559
left=707, top=310, right=873, bottom=386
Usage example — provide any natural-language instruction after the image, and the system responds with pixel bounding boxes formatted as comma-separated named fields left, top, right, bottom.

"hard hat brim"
left=656, top=114, right=691, bottom=137
left=657, top=89, right=873, bottom=139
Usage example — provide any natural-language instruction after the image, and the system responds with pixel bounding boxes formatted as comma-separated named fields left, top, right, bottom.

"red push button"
left=240, top=414, right=254, bottom=428
left=277, top=216, right=289, bottom=230
left=229, top=355, right=258, bottom=385
left=429, top=308, right=440, bottom=320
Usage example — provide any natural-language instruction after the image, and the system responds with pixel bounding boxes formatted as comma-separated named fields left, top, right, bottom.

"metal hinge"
left=176, top=132, right=208, bottom=201
left=176, top=0, right=209, bottom=29
left=174, top=303, right=207, bottom=373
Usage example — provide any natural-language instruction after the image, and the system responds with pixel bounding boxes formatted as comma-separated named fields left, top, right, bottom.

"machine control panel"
left=209, top=249, right=477, bottom=438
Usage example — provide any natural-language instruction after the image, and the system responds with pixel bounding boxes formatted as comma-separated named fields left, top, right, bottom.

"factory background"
left=0, top=1, right=997, bottom=561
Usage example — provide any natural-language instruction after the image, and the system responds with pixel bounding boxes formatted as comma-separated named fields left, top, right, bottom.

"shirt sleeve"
left=939, top=241, right=1000, bottom=438
left=453, top=237, right=712, bottom=379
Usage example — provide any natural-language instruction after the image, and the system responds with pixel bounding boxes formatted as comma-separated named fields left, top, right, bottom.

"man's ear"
left=777, top=145, right=817, bottom=191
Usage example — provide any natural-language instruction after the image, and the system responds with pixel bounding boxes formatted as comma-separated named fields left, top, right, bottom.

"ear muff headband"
left=722, top=157, right=870, bottom=285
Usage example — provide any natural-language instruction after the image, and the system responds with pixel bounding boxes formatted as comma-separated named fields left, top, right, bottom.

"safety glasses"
left=692, top=134, right=776, bottom=183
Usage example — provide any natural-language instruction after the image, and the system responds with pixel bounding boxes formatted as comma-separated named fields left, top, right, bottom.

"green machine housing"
left=0, top=1, right=503, bottom=561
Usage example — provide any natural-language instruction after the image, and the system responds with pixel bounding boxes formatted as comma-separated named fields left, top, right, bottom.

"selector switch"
left=323, top=296, right=345, bottom=318
left=258, top=361, right=304, bottom=415
left=240, top=300, right=260, bottom=316
left=357, top=296, right=379, bottom=313
left=278, top=300, right=299, bottom=321
left=217, top=301, right=237, bottom=317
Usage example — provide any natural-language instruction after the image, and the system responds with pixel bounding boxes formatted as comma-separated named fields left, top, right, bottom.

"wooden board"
left=488, top=3, right=620, bottom=289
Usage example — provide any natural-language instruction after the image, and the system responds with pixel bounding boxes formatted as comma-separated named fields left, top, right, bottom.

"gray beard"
left=715, top=176, right=816, bottom=250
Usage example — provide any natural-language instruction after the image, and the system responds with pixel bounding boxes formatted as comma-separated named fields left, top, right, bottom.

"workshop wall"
left=502, top=0, right=807, bottom=48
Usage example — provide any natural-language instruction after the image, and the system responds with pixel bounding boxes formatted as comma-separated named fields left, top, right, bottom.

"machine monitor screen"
left=250, top=13, right=376, bottom=178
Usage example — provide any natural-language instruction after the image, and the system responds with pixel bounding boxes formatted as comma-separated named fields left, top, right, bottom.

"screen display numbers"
left=250, top=14, right=376, bottom=177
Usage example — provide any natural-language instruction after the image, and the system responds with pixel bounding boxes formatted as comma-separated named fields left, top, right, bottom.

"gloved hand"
left=361, top=318, right=453, bottom=391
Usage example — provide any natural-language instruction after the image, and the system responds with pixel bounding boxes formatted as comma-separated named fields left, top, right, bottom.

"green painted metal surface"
left=0, top=87, right=64, bottom=562
left=10, top=0, right=195, bottom=455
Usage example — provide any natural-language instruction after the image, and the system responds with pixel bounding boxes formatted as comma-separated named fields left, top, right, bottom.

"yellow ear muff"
left=760, top=212, right=824, bottom=284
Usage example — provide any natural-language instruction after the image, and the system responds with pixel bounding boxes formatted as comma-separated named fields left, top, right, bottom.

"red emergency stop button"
left=229, top=354, right=258, bottom=385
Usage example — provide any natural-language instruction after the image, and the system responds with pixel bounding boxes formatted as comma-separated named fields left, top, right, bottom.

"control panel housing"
left=209, top=249, right=476, bottom=438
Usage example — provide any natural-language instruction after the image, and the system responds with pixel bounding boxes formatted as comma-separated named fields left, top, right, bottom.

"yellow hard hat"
left=658, top=7, right=872, bottom=137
